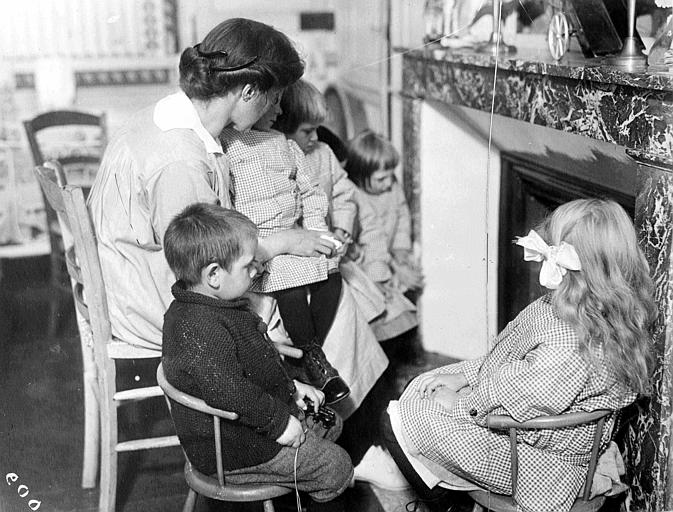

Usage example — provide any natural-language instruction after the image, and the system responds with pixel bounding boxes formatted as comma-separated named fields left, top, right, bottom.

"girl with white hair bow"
left=385, top=198, right=656, bottom=512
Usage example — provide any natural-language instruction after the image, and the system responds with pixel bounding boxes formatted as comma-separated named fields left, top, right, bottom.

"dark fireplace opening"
left=497, top=152, right=636, bottom=330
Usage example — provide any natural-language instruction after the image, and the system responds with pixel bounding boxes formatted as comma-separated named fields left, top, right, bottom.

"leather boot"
left=302, top=342, right=350, bottom=405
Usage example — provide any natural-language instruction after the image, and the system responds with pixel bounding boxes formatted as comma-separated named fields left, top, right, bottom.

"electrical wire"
left=293, top=427, right=309, bottom=512
left=484, top=4, right=506, bottom=510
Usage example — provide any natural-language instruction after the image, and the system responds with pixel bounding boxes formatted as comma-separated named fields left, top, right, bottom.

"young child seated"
left=344, top=130, right=424, bottom=341
left=272, top=79, right=386, bottom=323
left=161, top=203, right=353, bottom=511
left=220, top=96, right=350, bottom=405
left=384, top=198, right=656, bottom=512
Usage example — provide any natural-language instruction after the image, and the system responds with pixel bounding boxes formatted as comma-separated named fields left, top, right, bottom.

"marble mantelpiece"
left=400, top=45, right=673, bottom=512
left=402, top=46, right=672, bottom=160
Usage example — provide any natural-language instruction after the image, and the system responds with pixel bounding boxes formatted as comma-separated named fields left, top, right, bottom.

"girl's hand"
left=375, top=280, right=394, bottom=300
left=345, top=242, right=363, bottom=262
left=393, top=262, right=425, bottom=292
left=332, top=228, right=352, bottom=245
left=275, top=415, right=305, bottom=447
left=431, top=388, right=459, bottom=412
left=293, top=380, right=325, bottom=413
left=417, top=373, right=468, bottom=398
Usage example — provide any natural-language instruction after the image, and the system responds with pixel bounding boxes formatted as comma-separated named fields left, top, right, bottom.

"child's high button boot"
left=302, top=342, right=350, bottom=405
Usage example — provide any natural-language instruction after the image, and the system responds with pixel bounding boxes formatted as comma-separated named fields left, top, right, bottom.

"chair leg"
left=263, top=499, right=275, bottom=512
left=47, top=296, right=60, bottom=338
left=182, top=489, right=198, bottom=512
left=81, top=373, right=99, bottom=488
left=98, top=395, right=118, bottom=512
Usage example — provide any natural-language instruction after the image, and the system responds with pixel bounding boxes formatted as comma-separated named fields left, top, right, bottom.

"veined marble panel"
left=402, top=98, right=422, bottom=243
left=631, top=157, right=673, bottom=511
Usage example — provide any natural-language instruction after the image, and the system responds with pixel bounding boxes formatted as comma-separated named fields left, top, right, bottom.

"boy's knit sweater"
left=162, top=282, right=299, bottom=473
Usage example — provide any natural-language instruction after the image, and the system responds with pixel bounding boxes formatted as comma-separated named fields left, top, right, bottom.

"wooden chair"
left=156, top=363, right=295, bottom=512
left=34, top=166, right=180, bottom=512
left=469, top=409, right=622, bottom=512
left=24, top=111, right=107, bottom=337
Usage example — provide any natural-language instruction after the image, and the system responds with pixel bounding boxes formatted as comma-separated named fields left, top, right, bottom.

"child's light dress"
left=221, top=128, right=338, bottom=293
left=350, top=182, right=418, bottom=340
left=397, top=295, right=635, bottom=512
left=306, top=142, right=385, bottom=322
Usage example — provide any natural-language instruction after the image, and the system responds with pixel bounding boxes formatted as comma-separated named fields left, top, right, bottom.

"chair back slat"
left=214, top=417, right=225, bottom=486
left=157, top=364, right=238, bottom=487
left=35, top=165, right=68, bottom=220
left=508, top=428, right=518, bottom=504
left=486, top=409, right=611, bottom=430
left=583, top=416, right=607, bottom=501
left=156, top=364, right=239, bottom=421
left=72, top=282, right=90, bottom=322
left=60, top=185, right=114, bottom=368
left=37, top=164, right=114, bottom=364
left=65, top=245, right=83, bottom=284
left=24, top=110, right=107, bottom=166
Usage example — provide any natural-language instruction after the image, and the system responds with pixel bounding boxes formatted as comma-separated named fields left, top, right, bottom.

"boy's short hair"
left=164, top=203, right=258, bottom=286
left=273, top=79, right=327, bottom=134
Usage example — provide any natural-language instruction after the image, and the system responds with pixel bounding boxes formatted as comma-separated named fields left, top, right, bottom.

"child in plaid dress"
left=272, top=79, right=386, bottom=323
left=384, top=199, right=656, bottom=512
left=220, top=102, right=350, bottom=405
left=344, top=131, right=423, bottom=341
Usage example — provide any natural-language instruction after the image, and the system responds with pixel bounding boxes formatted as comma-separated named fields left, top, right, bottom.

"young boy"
left=161, top=203, right=353, bottom=511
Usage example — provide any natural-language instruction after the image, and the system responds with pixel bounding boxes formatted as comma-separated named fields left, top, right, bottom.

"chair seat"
left=184, top=462, right=292, bottom=503
left=468, top=489, right=606, bottom=512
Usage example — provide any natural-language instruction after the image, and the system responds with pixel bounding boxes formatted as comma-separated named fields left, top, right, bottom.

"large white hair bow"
left=515, top=230, right=582, bottom=289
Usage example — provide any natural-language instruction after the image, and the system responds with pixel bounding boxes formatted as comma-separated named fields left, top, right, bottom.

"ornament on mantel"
left=648, top=5, right=673, bottom=68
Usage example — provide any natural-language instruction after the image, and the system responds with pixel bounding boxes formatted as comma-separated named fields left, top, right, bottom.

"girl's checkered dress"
left=398, top=294, right=636, bottom=512
left=221, top=128, right=338, bottom=293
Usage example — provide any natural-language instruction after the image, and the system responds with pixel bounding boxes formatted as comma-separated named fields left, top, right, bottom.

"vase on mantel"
left=423, top=0, right=444, bottom=44
left=648, top=9, right=673, bottom=68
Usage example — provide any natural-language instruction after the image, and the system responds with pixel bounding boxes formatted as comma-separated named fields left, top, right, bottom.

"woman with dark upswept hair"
left=89, top=18, right=337, bottom=352
left=88, top=17, right=354, bottom=511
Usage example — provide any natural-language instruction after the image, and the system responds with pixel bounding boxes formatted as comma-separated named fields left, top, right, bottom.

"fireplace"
left=400, top=43, right=672, bottom=511
left=410, top=101, right=640, bottom=358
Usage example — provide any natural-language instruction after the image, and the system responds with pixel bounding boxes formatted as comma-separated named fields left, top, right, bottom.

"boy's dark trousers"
left=221, top=409, right=353, bottom=511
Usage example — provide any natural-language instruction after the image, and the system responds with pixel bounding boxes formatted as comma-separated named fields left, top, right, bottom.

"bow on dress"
left=515, top=230, right=582, bottom=289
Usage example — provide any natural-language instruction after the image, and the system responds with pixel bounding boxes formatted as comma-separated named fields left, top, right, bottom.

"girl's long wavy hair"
left=537, top=198, right=657, bottom=395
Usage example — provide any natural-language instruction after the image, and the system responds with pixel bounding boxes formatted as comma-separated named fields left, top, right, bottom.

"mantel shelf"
left=400, top=45, right=673, bottom=163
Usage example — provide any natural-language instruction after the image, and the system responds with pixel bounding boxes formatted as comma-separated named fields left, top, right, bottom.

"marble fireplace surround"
left=400, top=46, right=672, bottom=511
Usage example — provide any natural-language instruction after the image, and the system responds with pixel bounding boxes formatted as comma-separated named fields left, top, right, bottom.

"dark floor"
left=0, top=256, right=477, bottom=512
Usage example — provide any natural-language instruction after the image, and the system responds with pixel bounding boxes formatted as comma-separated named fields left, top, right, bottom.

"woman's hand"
left=275, top=415, right=305, bottom=447
left=258, top=229, right=337, bottom=261
left=417, top=372, right=468, bottom=398
left=293, top=380, right=325, bottom=413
